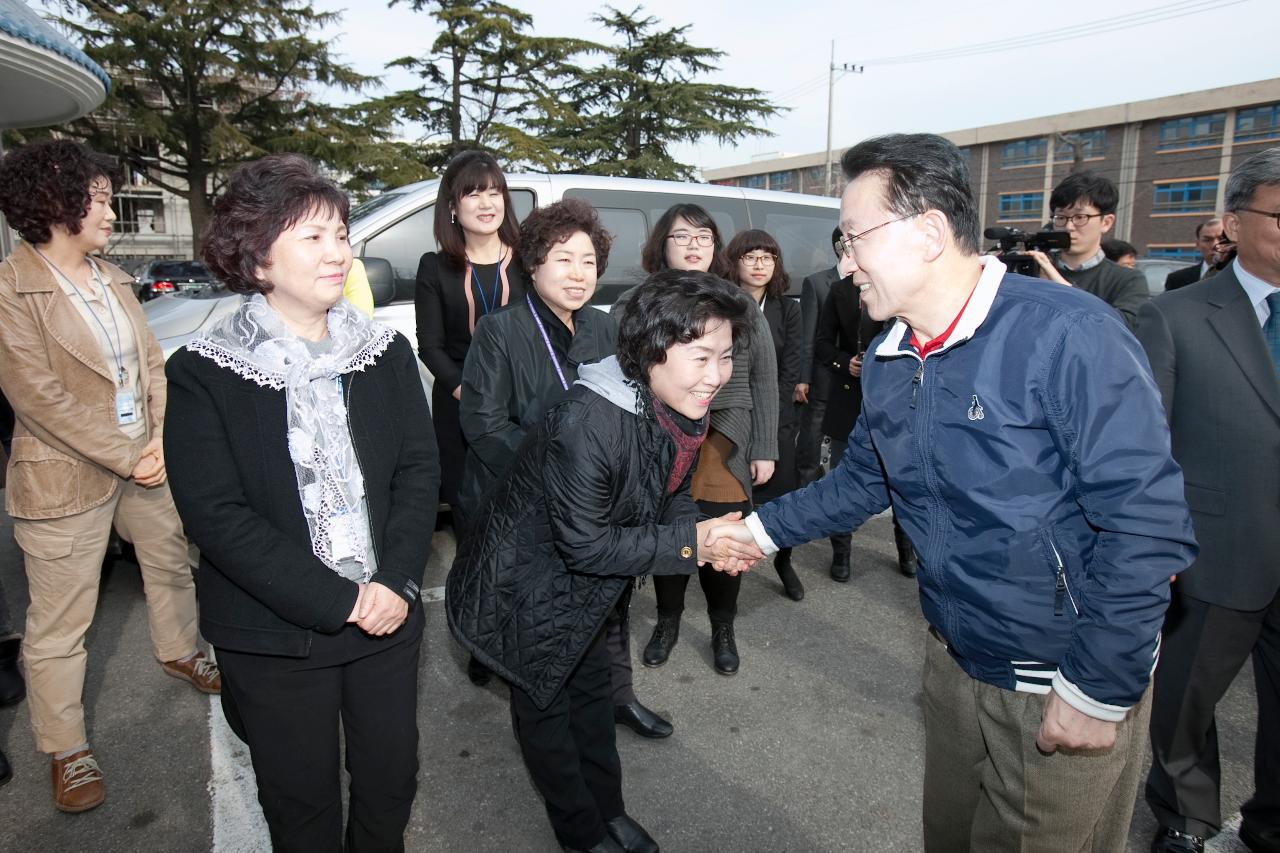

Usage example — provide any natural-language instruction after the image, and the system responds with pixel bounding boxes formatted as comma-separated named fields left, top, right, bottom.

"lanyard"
left=39, top=251, right=129, bottom=388
left=468, top=254, right=504, bottom=316
left=526, top=293, right=569, bottom=392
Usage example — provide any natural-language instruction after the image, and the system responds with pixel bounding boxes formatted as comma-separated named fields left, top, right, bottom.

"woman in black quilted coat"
left=447, top=271, right=761, bottom=853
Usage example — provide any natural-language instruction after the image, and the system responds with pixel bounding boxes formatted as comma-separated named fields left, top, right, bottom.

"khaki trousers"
left=922, top=628, right=1151, bottom=853
left=15, top=478, right=197, bottom=753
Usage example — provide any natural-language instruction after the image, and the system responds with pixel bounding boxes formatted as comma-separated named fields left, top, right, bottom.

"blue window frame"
left=1146, top=247, right=1200, bottom=261
left=1002, top=138, right=1047, bottom=167
left=1158, top=113, right=1226, bottom=150
left=1054, top=129, right=1107, bottom=161
left=768, top=170, right=795, bottom=191
left=1235, top=104, right=1280, bottom=143
left=740, top=174, right=765, bottom=189
left=1152, top=180, right=1218, bottom=214
left=998, top=191, right=1043, bottom=221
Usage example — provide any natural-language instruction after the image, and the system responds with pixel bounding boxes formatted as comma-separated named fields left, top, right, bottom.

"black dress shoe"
left=1150, top=826, right=1205, bottom=853
left=466, top=654, right=491, bottom=687
left=614, top=701, right=673, bottom=739
left=0, top=637, right=23, bottom=707
left=642, top=616, right=679, bottom=667
left=711, top=621, right=738, bottom=675
left=606, top=814, right=659, bottom=853
left=0, top=746, right=11, bottom=788
left=562, top=836, right=626, bottom=853
left=1239, top=823, right=1280, bottom=853
left=830, top=551, right=851, bottom=582
left=773, top=549, right=804, bottom=601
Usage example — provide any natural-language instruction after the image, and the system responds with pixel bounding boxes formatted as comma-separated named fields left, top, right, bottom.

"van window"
left=360, top=190, right=536, bottom=303
left=749, top=200, right=840, bottom=296
left=563, top=188, right=749, bottom=304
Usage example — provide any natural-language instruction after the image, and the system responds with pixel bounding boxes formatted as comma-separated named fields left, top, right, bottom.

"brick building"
left=702, top=78, right=1280, bottom=261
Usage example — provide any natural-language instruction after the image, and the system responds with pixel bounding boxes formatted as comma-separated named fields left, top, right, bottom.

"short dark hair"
left=1049, top=171, right=1118, bottom=216
left=433, top=150, right=521, bottom=270
left=0, top=139, right=121, bottom=245
left=840, top=133, right=980, bottom=255
left=725, top=228, right=790, bottom=299
left=1194, top=217, right=1222, bottom=239
left=617, top=269, right=755, bottom=385
left=639, top=203, right=732, bottom=278
left=831, top=225, right=843, bottom=258
left=516, top=198, right=612, bottom=277
left=1101, top=238, right=1137, bottom=262
left=1225, top=147, right=1280, bottom=212
left=201, top=154, right=349, bottom=295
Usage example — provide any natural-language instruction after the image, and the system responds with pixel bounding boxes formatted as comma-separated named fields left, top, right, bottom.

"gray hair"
left=1225, top=147, right=1280, bottom=212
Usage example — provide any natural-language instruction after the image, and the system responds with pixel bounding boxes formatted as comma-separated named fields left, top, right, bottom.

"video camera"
left=983, top=227, right=1072, bottom=278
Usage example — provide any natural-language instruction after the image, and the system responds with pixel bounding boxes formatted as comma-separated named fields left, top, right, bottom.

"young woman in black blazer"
left=413, top=151, right=529, bottom=513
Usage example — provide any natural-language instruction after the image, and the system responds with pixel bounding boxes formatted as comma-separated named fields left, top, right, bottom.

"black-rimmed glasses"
left=667, top=232, right=715, bottom=247
left=1050, top=212, right=1105, bottom=228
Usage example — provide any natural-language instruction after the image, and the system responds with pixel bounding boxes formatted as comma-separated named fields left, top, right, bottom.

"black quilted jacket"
left=446, top=359, right=700, bottom=709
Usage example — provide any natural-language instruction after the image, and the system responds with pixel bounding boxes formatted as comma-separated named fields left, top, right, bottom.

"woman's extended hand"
left=357, top=581, right=409, bottom=636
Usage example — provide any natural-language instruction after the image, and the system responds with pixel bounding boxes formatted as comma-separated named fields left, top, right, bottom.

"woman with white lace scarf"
left=163, top=154, right=440, bottom=853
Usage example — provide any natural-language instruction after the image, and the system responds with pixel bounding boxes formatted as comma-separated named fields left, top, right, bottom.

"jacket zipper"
left=911, top=360, right=924, bottom=408
left=343, top=374, right=383, bottom=575
left=1048, top=536, right=1078, bottom=616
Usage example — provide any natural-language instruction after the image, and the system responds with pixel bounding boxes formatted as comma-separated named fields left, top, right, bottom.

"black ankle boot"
left=710, top=621, right=738, bottom=675
left=605, top=814, right=659, bottom=853
left=773, top=548, right=804, bottom=601
left=0, top=638, right=24, bottom=707
left=894, top=527, right=918, bottom=578
left=643, top=616, right=680, bottom=667
left=829, top=548, right=851, bottom=582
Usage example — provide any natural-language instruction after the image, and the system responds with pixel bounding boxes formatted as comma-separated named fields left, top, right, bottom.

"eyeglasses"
left=740, top=252, right=776, bottom=267
left=667, top=232, right=715, bottom=247
left=1051, top=212, right=1105, bottom=228
left=835, top=215, right=914, bottom=257
left=1237, top=207, right=1280, bottom=230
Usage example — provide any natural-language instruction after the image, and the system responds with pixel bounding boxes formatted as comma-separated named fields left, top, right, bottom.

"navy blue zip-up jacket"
left=752, top=258, right=1197, bottom=720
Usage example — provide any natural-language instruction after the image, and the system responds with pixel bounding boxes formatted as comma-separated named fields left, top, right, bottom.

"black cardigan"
left=164, top=334, right=440, bottom=657
left=814, top=277, right=884, bottom=443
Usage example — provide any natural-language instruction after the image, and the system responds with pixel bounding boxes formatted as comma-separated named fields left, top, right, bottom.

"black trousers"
left=510, top=625, right=624, bottom=849
left=607, top=588, right=636, bottom=706
left=1146, top=588, right=1280, bottom=842
left=216, top=606, right=425, bottom=853
left=653, top=498, right=751, bottom=624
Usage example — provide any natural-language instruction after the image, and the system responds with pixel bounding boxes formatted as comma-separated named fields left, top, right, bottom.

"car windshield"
left=350, top=189, right=416, bottom=225
left=151, top=261, right=210, bottom=279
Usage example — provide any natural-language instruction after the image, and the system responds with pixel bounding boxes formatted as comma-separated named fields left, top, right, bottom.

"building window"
left=1146, top=246, right=1200, bottom=261
left=998, top=191, right=1043, bottom=221
left=740, top=175, right=765, bottom=190
left=1054, top=129, right=1107, bottom=162
left=768, top=170, right=795, bottom=192
left=1157, top=113, right=1226, bottom=150
left=1152, top=179, right=1218, bottom=214
left=1002, top=138, right=1047, bottom=168
left=1235, top=104, right=1280, bottom=143
left=115, top=194, right=166, bottom=234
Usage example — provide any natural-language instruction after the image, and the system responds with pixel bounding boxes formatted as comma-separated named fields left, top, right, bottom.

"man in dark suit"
left=1135, top=147, right=1280, bottom=853
left=1164, top=217, right=1225, bottom=291
left=794, top=228, right=844, bottom=487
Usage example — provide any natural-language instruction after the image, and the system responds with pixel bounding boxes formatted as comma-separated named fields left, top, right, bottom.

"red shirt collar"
left=909, top=286, right=977, bottom=359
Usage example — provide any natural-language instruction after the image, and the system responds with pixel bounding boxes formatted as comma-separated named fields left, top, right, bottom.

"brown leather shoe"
left=162, top=652, right=221, bottom=694
left=51, top=749, right=105, bottom=813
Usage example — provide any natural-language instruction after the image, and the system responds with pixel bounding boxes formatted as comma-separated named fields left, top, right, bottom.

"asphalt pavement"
left=0, top=510, right=1259, bottom=852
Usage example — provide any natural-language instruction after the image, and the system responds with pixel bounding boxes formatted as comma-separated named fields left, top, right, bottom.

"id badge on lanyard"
left=115, top=367, right=138, bottom=425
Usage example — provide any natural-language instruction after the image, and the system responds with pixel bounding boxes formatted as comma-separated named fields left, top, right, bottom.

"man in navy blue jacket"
left=710, top=133, right=1198, bottom=851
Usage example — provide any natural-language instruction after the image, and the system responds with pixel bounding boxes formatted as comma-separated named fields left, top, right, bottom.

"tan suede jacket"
left=0, top=242, right=164, bottom=519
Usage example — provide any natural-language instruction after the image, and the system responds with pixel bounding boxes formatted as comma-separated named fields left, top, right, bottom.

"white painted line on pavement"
left=209, top=587, right=448, bottom=851
left=1207, top=812, right=1247, bottom=852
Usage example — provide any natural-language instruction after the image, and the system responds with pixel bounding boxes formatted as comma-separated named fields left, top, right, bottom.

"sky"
left=313, top=0, right=1279, bottom=177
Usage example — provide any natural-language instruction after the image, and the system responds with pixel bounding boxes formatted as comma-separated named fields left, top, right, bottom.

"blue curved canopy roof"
left=0, top=0, right=110, bottom=128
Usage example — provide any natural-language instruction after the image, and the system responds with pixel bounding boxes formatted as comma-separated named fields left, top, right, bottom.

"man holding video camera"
left=1028, top=172, right=1150, bottom=330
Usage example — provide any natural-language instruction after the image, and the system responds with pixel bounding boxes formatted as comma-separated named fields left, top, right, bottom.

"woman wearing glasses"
left=725, top=229, right=804, bottom=601
left=624, top=204, right=779, bottom=677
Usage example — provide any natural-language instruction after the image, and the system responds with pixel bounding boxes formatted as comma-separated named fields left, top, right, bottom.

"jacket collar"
left=7, top=240, right=134, bottom=293
left=875, top=256, right=1007, bottom=361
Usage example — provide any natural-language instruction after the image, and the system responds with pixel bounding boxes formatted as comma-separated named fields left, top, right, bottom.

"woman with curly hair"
left=0, top=139, right=217, bottom=814
left=724, top=229, right=804, bottom=601
left=449, top=270, right=761, bottom=853
left=163, top=153, right=439, bottom=852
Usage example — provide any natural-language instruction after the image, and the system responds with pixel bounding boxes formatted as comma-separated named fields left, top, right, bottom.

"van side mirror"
left=363, top=257, right=396, bottom=307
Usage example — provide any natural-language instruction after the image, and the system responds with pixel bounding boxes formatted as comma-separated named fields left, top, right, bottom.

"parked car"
left=135, top=259, right=218, bottom=301
left=143, top=173, right=843, bottom=401
left=1134, top=257, right=1188, bottom=295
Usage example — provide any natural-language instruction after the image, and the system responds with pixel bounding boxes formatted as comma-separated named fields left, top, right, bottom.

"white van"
left=143, top=174, right=840, bottom=396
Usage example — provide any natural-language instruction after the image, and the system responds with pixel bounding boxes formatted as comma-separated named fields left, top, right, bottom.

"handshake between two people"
left=694, top=511, right=765, bottom=576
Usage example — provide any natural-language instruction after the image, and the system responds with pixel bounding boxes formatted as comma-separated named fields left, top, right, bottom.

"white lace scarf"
left=188, top=294, right=396, bottom=581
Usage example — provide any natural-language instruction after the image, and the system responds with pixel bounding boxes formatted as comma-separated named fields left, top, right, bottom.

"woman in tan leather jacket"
left=0, top=140, right=218, bottom=814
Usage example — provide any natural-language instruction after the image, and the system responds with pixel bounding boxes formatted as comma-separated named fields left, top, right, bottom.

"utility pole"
left=825, top=41, right=864, bottom=197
